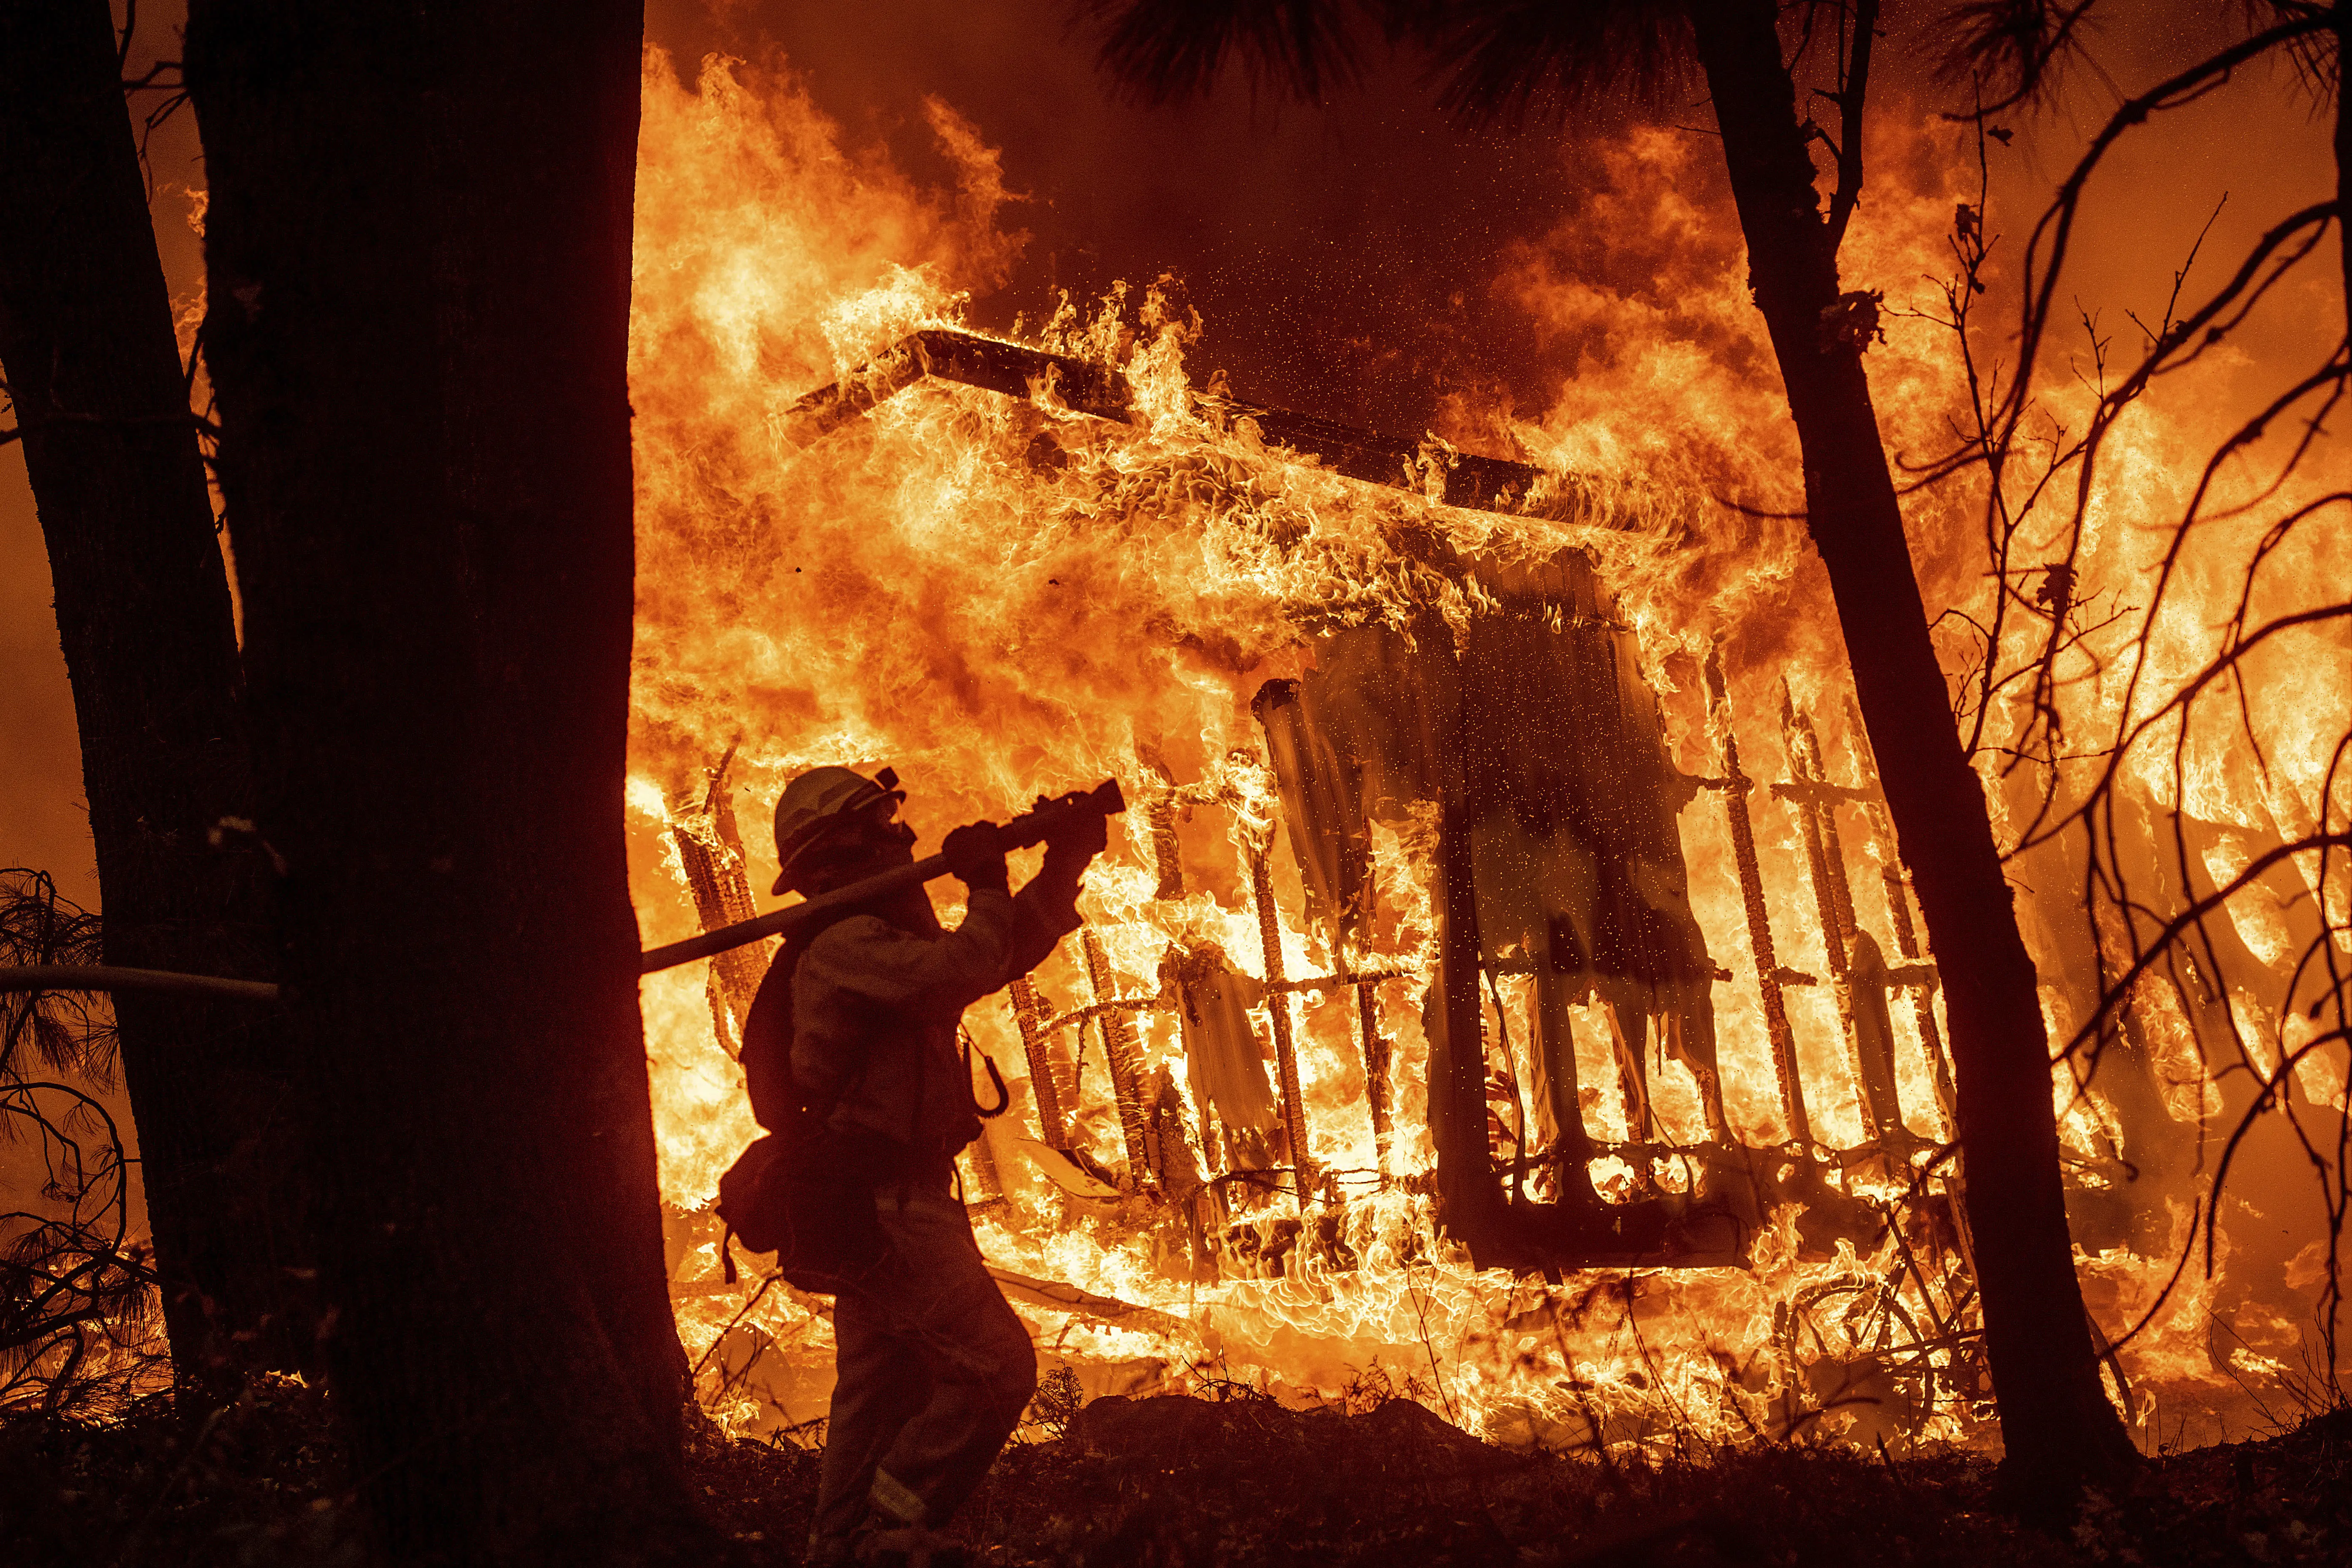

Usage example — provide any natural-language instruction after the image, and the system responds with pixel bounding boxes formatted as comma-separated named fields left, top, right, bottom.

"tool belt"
left=716, top=1122, right=894, bottom=1293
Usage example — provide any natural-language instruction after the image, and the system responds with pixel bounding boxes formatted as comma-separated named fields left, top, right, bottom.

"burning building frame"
left=637, top=321, right=2147, bottom=1445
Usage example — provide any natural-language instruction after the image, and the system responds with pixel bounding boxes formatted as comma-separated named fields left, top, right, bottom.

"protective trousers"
left=810, top=1179, right=1039, bottom=1557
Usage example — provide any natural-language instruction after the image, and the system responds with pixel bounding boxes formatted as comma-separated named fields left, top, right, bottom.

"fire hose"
left=0, top=777, right=1127, bottom=1000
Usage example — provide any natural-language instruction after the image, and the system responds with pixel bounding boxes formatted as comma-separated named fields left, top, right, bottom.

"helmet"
left=770, top=765, right=905, bottom=894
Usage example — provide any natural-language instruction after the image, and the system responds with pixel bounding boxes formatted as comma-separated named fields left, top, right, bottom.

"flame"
left=625, top=49, right=2348, bottom=1454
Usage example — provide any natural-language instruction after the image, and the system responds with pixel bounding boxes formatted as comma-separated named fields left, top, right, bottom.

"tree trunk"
left=2336, top=11, right=2350, bottom=337
left=1688, top=0, right=2138, bottom=1500
left=0, top=0, right=318, bottom=1387
left=184, top=4, right=704, bottom=1559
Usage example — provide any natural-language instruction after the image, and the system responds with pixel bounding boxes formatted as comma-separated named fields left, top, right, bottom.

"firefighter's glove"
left=942, top=821, right=1011, bottom=896
left=1035, top=792, right=1109, bottom=860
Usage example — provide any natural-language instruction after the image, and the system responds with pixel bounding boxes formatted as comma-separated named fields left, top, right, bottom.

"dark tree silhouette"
left=0, top=871, right=162, bottom=1415
left=0, top=0, right=317, bottom=1390
left=183, top=2, right=706, bottom=1558
left=1085, top=0, right=2137, bottom=1497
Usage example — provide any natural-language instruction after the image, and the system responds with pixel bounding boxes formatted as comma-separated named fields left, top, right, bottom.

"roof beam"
left=774, top=327, right=1553, bottom=518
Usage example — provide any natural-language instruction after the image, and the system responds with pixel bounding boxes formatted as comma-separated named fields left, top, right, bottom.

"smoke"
left=646, top=0, right=2337, bottom=444
left=646, top=0, right=1603, bottom=439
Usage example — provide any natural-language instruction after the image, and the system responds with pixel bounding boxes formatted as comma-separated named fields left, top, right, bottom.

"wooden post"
left=1328, top=931, right=1393, bottom=1184
left=1146, top=796, right=1184, bottom=900
left=1431, top=795, right=1502, bottom=1259
left=1784, top=689, right=1907, bottom=1144
left=962, top=1119, right=1007, bottom=1209
left=1081, top=928, right=1156, bottom=1193
left=1781, top=682, right=1878, bottom=1146
left=669, top=767, right=772, bottom=1055
left=1704, top=651, right=1810, bottom=1144
left=1007, top=975, right=1070, bottom=1149
left=1356, top=975, right=1392, bottom=1184
left=1249, top=851, right=1314, bottom=1211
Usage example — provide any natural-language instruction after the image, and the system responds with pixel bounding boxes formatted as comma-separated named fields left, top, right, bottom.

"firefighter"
left=742, top=765, right=1103, bottom=1568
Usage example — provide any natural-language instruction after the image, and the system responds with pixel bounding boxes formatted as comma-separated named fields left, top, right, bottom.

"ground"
left=1, top=1377, right=2344, bottom=1565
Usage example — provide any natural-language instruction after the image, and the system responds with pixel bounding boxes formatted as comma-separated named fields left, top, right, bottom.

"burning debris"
left=769, top=327, right=1557, bottom=517
left=633, top=318, right=2123, bottom=1450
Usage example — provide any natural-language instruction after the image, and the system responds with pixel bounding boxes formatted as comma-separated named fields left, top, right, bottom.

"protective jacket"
left=741, top=853, right=1084, bottom=1181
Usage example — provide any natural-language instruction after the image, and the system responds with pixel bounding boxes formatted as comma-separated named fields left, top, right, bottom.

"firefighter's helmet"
left=771, top=765, right=904, bottom=894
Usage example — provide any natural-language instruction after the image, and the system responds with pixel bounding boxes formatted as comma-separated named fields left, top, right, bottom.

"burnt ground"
left=1, top=1375, right=2345, bottom=1567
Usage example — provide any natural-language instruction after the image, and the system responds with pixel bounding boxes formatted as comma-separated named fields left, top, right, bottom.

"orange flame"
left=626, top=49, right=2348, bottom=1453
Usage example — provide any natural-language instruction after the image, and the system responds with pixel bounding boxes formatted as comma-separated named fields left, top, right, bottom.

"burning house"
left=634, top=316, right=2094, bottom=1447
left=620, top=56, right=2337, bottom=1456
